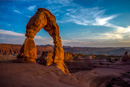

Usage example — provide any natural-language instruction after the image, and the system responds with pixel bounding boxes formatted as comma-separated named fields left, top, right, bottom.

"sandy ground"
left=0, top=56, right=130, bottom=87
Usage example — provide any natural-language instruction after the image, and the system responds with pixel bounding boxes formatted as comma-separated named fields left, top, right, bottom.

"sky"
left=0, top=0, right=130, bottom=47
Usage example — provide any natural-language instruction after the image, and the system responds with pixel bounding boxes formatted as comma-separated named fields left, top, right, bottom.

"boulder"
left=38, top=51, right=74, bottom=65
left=38, top=51, right=53, bottom=66
left=122, top=51, right=130, bottom=62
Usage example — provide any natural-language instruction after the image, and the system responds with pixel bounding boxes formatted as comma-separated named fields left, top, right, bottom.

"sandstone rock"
left=0, top=44, right=53, bottom=56
left=17, top=38, right=37, bottom=63
left=0, top=44, right=21, bottom=55
left=38, top=51, right=74, bottom=65
left=64, top=52, right=74, bottom=62
left=17, top=8, right=69, bottom=74
left=38, top=51, right=53, bottom=66
left=122, top=51, right=130, bottom=62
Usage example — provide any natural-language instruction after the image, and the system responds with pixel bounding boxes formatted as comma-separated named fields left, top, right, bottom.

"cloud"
left=97, top=33, right=123, bottom=40
left=0, top=29, right=24, bottom=37
left=52, top=2, right=126, bottom=41
left=0, top=29, right=53, bottom=45
left=0, top=29, right=44, bottom=39
left=47, top=0, right=73, bottom=6
left=13, top=10, right=22, bottom=14
left=27, top=16, right=31, bottom=18
left=46, top=0, right=117, bottom=27
left=57, top=6, right=117, bottom=27
left=113, top=25, right=130, bottom=34
left=27, top=5, right=36, bottom=11
left=67, top=33, right=123, bottom=41
left=13, top=8, right=31, bottom=18
left=0, top=21, right=12, bottom=26
left=62, top=39, right=130, bottom=47
left=69, top=25, right=130, bottom=40
left=93, top=15, right=117, bottom=26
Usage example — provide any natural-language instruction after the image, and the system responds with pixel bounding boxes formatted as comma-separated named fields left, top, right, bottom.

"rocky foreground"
left=0, top=61, right=130, bottom=87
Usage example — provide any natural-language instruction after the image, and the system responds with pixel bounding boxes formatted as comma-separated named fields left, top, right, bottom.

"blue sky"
left=0, top=0, right=130, bottom=47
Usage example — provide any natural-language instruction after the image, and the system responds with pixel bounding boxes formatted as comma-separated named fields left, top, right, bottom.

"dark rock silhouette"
left=17, top=8, right=69, bottom=74
left=38, top=51, right=54, bottom=66
left=38, top=51, right=74, bottom=66
left=122, top=51, right=130, bottom=62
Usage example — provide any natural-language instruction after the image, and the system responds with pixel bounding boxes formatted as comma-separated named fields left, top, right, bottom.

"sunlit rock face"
left=17, top=8, right=69, bottom=74
left=38, top=51, right=78, bottom=66
left=17, top=38, right=37, bottom=63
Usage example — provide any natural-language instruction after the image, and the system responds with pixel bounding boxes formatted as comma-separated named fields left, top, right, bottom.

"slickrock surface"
left=0, top=63, right=129, bottom=87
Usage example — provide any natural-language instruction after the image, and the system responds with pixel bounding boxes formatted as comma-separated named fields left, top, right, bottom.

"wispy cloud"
left=0, top=29, right=53, bottom=45
left=48, top=1, right=127, bottom=42
left=68, top=25, right=130, bottom=41
left=0, top=29, right=44, bottom=39
left=57, top=6, right=117, bottom=27
left=27, top=15, right=31, bottom=18
left=46, top=0, right=117, bottom=27
left=92, top=33, right=123, bottom=40
left=0, top=29, right=24, bottom=37
left=93, top=15, right=117, bottom=26
left=13, top=10, right=22, bottom=14
left=27, top=5, right=36, bottom=11
left=113, top=25, right=130, bottom=34
left=47, top=0, right=73, bottom=6
left=62, top=38, right=130, bottom=47
left=67, top=33, right=123, bottom=40
left=0, top=21, right=12, bottom=26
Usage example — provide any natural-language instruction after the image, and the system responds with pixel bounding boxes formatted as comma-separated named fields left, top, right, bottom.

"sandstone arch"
left=17, top=8, right=69, bottom=74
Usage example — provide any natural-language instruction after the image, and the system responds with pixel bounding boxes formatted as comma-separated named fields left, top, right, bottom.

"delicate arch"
left=17, top=8, right=69, bottom=74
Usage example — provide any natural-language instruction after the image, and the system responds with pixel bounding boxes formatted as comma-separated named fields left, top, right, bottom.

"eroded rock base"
left=16, top=38, right=37, bottom=63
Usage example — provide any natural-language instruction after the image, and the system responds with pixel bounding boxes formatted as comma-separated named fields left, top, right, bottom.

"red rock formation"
left=17, top=8, right=69, bottom=74
left=38, top=51, right=85, bottom=65
left=17, top=38, right=37, bottom=63
left=0, top=44, right=53, bottom=56
left=0, top=44, right=21, bottom=55
left=38, top=51, right=54, bottom=66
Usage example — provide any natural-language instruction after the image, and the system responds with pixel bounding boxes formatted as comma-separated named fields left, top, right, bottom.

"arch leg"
left=17, top=38, right=37, bottom=63
left=44, top=25, right=70, bottom=74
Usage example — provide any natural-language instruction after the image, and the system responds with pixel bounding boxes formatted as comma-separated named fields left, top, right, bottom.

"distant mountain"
left=38, top=44, right=54, bottom=48
left=63, top=47, right=130, bottom=56
left=63, top=45, right=71, bottom=48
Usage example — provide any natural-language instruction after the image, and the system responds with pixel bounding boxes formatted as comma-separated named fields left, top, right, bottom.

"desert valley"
left=0, top=43, right=130, bottom=87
